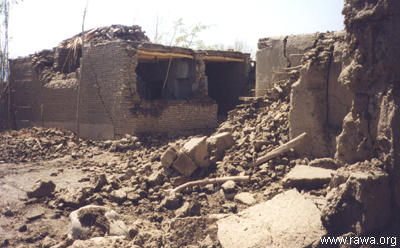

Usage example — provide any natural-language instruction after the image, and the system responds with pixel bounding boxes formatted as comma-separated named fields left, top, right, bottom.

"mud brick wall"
left=79, top=41, right=132, bottom=140
left=9, top=58, right=42, bottom=129
left=40, top=88, right=77, bottom=131
left=123, top=100, right=218, bottom=134
left=9, top=58, right=78, bottom=131
left=256, top=34, right=317, bottom=96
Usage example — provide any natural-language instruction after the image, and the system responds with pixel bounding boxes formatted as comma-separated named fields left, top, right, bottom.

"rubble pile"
left=0, top=127, right=82, bottom=162
left=59, top=24, right=149, bottom=48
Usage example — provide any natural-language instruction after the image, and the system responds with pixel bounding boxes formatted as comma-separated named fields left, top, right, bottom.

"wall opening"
left=205, top=61, right=245, bottom=114
left=55, top=47, right=82, bottom=74
left=136, top=58, right=195, bottom=100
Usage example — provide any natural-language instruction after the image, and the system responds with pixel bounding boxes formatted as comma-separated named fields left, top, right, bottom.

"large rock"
left=69, top=205, right=128, bottom=240
left=161, top=147, right=178, bottom=168
left=321, top=163, right=391, bottom=235
left=172, top=152, right=198, bottom=177
left=282, top=165, right=334, bottom=189
left=182, top=136, right=209, bottom=168
left=217, top=189, right=326, bottom=248
left=207, top=132, right=234, bottom=160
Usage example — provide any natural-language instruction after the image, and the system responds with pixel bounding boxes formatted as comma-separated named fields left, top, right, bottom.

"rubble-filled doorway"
left=205, top=61, right=246, bottom=114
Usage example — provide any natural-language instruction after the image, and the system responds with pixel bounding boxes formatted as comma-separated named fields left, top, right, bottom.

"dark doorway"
left=205, top=61, right=246, bottom=114
left=136, top=60, right=168, bottom=100
left=136, top=59, right=195, bottom=100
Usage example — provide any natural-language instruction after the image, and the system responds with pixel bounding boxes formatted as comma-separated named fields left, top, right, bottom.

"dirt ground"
left=0, top=91, right=309, bottom=247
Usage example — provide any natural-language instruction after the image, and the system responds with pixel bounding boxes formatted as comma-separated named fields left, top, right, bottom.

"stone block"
left=172, top=152, right=197, bottom=177
left=161, top=147, right=178, bottom=168
left=282, top=165, right=334, bottom=189
left=207, top=132, right=234, bottom=160
left=182, top=136, right=209, bottom=168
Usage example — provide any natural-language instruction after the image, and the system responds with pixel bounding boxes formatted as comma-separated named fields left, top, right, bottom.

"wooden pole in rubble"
left=76, top=1, right=88, bottom=138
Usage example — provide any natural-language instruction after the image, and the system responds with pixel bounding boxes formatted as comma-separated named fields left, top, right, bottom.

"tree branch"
left=251, top=132, right=308, bottom=167
left=170, top=175, right=250, bottom=194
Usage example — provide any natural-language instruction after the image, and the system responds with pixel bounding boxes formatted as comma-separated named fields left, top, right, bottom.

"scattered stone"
left=161, top=193, right=183, bottom=210
left=204, top=184, right=215, bottom=193
left=221, top=203, right=237, bottom=214
left=26, top=180, right=56, bottom=198
left=217, top=189, right=326, bottom=248
left=126, top=192, right=141, bottom=203
left=161, top=147, right=178, bottom=168
left=26, top=208, right=45, bottom=222
left=221, top=180, right=236, bottom=193
left=282, top=165, right=334, bottom=189
left=92, top=174, right=107, bottom=192
left=234, top=192, right=256, bottom=205
left=308, top=157, right=338, bottom=169
left=182, top=136, right=209, bottom=168
left=107, top=175, right=121, bottom=190
left=109, top=188, right=127, bottom=204
left=175, top=201, right=201, bottom=217
left=18, top=225, right=27, bottom=232
left=172, top=152, right=198, bottom=177
left=58, top=186, right=94, bottom=207
left=146, top=171, right=164, bottom=187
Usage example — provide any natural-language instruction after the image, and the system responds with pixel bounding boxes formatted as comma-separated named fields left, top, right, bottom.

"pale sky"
left=9, top=0, right=344, bottom=58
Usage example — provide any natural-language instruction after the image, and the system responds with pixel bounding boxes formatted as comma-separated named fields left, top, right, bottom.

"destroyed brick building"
left=6, top=25, right=250, bottom=139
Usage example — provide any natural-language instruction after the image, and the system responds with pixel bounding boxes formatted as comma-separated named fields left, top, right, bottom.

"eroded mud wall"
left=255, top=34, right=317, bottom=96
left=335, top=0, right=400, bottom=208
left=289, top=32, right=353, bottom=157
